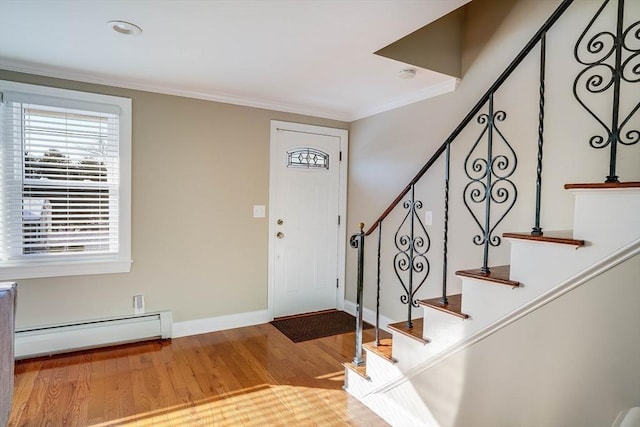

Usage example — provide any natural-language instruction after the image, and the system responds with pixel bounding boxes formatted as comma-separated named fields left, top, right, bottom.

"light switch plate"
left=425, top=211, right=433, bottom=226
left=253, top=205, right=266, bottom=218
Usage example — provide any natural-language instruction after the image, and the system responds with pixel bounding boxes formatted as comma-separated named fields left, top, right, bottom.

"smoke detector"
left=399, top=69, right=417, bottom=79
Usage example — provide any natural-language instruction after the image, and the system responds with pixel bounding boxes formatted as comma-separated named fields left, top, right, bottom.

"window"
left=287, top=148, right=329, bottom=169
left=0, top=81, right=131, bottom=279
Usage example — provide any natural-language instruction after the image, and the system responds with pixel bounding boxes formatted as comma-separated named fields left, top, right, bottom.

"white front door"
left=269, top=121, right=348, bottom=318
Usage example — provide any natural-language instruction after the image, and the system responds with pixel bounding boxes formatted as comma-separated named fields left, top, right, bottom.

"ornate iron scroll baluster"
left=393, top=184, right=430, bottom=328
left=532, top=32, right=546, bottom=237
left=573, top=0, right=640, bottom=183
left=441, top=143, right=451, bottom=305
left=463, top=94, right=518, bottom=274
left=350, top=223, right=365, bottom=366
left=375, top=221, right=382, bottom=346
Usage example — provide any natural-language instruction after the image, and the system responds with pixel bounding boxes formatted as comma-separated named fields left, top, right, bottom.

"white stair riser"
left=344, top=368, right=371, bottom=398
left=509, top=240, right=584, bottom=286
left=391, top=330, right=433, bottom=372
left=364, top=348, right=401, bottom=385
left=422, top=308, right=465, bottom=351
left=460, top=278, right=522, bottom=336
left=572, top=189, right=640, bottom=252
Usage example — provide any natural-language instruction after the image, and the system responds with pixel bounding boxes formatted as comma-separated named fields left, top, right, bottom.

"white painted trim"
left=612, top=407, right=640, bottom=427
left=0, top=59, right=458, bottom=122
left=0, top=80, right=132, bottom=280
left=268, top=121, right=348, bottom=320
left=366, top=237, right=640, bottom=397
left=350, top=78, right=459, bottom=121
left=343, top=299, right=397, bottom=334
left=567, top=187, right=640, bottom=194
left=0, top=60, right=351, bottom=121
left=172, top=309, right=269, bottom=338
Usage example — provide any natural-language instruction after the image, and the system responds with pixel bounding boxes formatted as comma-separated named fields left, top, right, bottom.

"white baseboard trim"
left=172, top=309, right=270, bottom=338
left=173, top=302, right=393, bottom=339
left=343, top=300, right=396, bottom=334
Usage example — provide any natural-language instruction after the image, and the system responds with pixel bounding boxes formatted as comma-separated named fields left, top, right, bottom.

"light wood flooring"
left=8, top=322, right=390, bottom=426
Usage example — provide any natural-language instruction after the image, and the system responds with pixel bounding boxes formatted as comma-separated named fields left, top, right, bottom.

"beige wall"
left=346, top=0, right=640, bottom=320
left=0, top=70, right=347, bottom=328
left=410, top=253, right=640, bottom=427
left=375, top=6, right=465, bottom=78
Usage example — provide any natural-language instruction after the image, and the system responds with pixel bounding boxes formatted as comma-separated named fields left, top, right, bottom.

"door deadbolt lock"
left=276, top=232, right=285, bottom=239
left=277, top=219, right=284, bottom=225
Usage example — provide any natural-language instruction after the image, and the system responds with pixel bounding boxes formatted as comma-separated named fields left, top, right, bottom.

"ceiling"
left=0, top=0, right=470, bottom=122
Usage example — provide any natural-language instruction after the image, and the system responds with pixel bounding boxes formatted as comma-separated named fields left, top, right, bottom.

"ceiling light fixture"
left=399, top=69, right=417, bottom=79
left=107, top=20, right=142, bottom=36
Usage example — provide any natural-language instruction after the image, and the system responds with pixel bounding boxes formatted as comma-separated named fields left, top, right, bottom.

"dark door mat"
left=270, top=310, right=373, bottom=343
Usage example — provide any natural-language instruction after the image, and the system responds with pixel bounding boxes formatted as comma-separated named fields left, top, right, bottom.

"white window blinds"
left=0, top=81, right=131, bottom=279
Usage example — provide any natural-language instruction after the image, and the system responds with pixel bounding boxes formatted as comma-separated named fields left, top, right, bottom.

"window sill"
left=0, top=258, right=132, bottom=280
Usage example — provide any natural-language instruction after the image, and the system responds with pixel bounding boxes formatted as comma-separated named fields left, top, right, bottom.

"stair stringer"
left=345, top=348, right=434, bottom=426
left=350, top=380, right=437, bottom=427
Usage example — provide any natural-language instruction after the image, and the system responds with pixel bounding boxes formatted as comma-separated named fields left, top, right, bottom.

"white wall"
left=346, top=0, right=640, bottom=322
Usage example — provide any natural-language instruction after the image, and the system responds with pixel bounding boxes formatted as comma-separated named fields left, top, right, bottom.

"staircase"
left=345, top=184, right=640, bottom=426
left=343, top=0, right=640, bottom=425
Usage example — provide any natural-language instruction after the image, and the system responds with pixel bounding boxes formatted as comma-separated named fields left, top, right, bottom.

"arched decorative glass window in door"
left=287, top=148, right=329, bottom=170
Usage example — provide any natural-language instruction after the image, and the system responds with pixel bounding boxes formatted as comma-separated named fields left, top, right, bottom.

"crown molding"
left=0, top=60, right=351, bottom=122
left=0, top=59, right=459, bottom=123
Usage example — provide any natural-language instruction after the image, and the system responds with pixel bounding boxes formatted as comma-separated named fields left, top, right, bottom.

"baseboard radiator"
left=15, top=311, right=172, bottom=359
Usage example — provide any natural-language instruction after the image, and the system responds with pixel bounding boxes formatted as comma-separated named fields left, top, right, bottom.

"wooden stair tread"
left=564, top=182, right=640, bottom=189
left=387, top=318, right=430, bottom=344
left=455, top=265, right=520, bottom=287
left=503, top=230, right=585, bottom=247
left=343, top=362, right=370, bottom=381
left=363, top=339, right=396, bottom=363
left=419, top=294, right=469, bottom=319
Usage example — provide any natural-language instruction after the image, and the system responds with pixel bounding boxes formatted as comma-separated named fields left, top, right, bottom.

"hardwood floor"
left=9, top=322, right=390, bottom=426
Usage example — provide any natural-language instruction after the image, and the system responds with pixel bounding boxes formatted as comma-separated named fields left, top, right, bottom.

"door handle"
left=276, top=232, right=284, bottom=239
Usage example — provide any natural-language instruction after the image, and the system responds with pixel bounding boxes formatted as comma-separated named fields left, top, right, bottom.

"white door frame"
left=268, top=120, right=348, bottom=320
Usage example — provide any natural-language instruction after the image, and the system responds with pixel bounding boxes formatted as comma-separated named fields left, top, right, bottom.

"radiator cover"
left=15, top=310, right=172, bottom=359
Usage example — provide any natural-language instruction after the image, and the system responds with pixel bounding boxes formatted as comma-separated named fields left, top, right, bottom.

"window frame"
left=0, top=80, right=132, bottom=280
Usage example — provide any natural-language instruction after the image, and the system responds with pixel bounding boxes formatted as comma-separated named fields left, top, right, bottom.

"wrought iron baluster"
left=375, top=221, right=382, bottom=346
left=441, top=143, right=451, bottom=305
left=408, top=185, right=415, bottom=326
left=608, top=0, right=624, bottom=182
left=481, top=96, right=495, bottom=273
left=532, top=32, right=546, bottom=237
left=573, top=0, right=639, bottom=183
left=393, top=184, right=430, bottom=329
left=350, top=223, right=365, bottom=366
left=463, top=93, right=518, bottom=274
